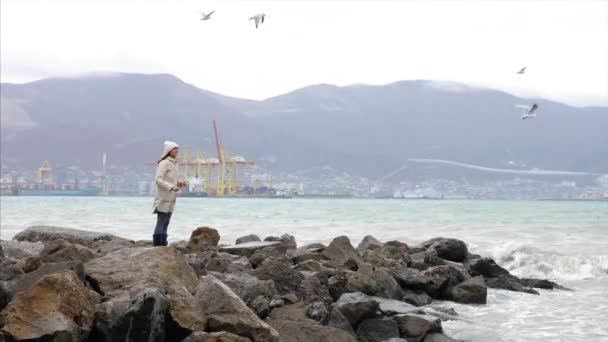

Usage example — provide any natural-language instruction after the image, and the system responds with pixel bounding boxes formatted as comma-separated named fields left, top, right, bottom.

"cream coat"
left=153, top=157, right=178, bottom=213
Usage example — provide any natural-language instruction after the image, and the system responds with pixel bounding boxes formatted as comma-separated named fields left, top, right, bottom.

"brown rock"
left=267, top=319, right=357, bottom=342
left=40, top=239, right=98, bottom=263
left=446, top=276, right=487, bottom=304
left=187, top=227, right=221, bottom=251
left=8, top=261, right=85, bottom=299
left=16, top=256, right=41, bottom=273
left=254, top=258, right=304, bottom=296
left=394, top=314, right=443, bottom=342
left=0, top=270, right=95, bottom=341
left=220, top=241, right=284, bottom=258
left=196, top=275, right=279, bottom=342
left=323, top=236, right=361, bottom=266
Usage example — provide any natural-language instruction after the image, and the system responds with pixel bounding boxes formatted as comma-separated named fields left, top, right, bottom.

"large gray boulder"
left=0, top=270, right=95, bottom=341
left=334, top=292, right=380, bottom=327
left=254, top=258, right=304, bottom=296
left=445, top=276, right=487, bottom=304
left=85, top=247, right=205, bottom=334
left=345, top=263, right=403, bottom=300
left=356, top=318, right=400, bottom=342
left=90, top=286, right=173, bottom=342
left=14, top=226, right=127, bottom=249
left=0, top=240, right=45, bottom=260
left=323, top=236, right=361, bottom=266
left=195, top=275, right=279, bottom=342
left=211, top=271, right=278, bottom=305
left=394, top=314, right=443, bottom=342
left=39, top=239, right=98, bottom=263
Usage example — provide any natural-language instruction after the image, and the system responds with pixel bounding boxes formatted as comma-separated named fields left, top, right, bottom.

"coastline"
left=0, top=225, right=572, bottom=341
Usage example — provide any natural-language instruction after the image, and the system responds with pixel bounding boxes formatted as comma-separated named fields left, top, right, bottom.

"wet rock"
left=423, top=333, right=463, bottom=342
left=345, top=263, right=403, bottom=299
left=16, top=255, right=41, bottom=273
left=8, top=261, right=85, bottom=298
left=299, top=272, right=332, bottom=305
left=445, top=276, right=487, bottom=304
left=39, top=238, right=98, bottom=263
left=520, top=278, right=571, bottom=291
left=212, top=272, right=278, bottom=305
left=249, top=247, right=282, bottom=268
left=323, top=236, right=361, bottom=266
left=356, top=318, right=400, bottom=342
left=306, top=301, right=329, bottom=322
left=183, top=331, right=252, bottom=342
left=419, top=238, right=468, bottom=263
left=357, top=235, right=383, bottom=251
left=334, top=292, right=380, bottom=327
left=14, top=225, right=127, bottom=249
left=187, top=227, right=221, bottom=251
left=237, top=234, right=261, bottom=245
left=326, top=306, right=356, bottom=336
left=196, top=275, right=279, bottom=342
left=254, top=258, right=303, bottom=296
left=485, top=275, right=539, bottom=295
left=402, top=289, right=433, bottom=307
left=467, top=258, right=510, bottom=278
left=220, top=241, right=283, bottom=258
left=399, top=265, right=466, bottom=299
left=372, top=296, right=418, bottom=316
left=394, top=314, right=443, bottom=342
left=251, top=295, right=270, bottom=318
left=0, top=270, right=95, bottom=341
left=0, top=259, right=24, bottom=282
left=267, top=319, right=357, bottom=342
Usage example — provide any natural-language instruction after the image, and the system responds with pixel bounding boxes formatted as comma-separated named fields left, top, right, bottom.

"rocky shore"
left=0, top=226, right=568, bottom=342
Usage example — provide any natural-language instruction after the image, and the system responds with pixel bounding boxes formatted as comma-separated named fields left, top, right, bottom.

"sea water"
left=1, top=197, right=607, bottom=341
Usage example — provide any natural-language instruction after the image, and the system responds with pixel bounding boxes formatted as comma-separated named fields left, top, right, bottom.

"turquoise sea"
left=1, top=197, right=607, bottom=341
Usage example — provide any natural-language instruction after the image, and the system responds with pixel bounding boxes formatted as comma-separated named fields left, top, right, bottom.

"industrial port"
left=0, top=120, right=294, bottom=198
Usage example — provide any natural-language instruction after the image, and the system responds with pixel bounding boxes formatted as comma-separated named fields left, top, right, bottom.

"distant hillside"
left=1, top=73, right=606, bottom=177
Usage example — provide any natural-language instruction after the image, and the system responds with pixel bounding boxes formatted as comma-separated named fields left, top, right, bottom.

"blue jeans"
left=153, top=210, right=172, bottom=235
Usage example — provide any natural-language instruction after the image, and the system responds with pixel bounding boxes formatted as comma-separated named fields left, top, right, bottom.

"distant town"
left=1, top=159, right=607, bottom=201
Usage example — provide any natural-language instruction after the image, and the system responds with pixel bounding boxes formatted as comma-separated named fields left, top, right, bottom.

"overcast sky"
left=1, top=0, right=607, bottom=106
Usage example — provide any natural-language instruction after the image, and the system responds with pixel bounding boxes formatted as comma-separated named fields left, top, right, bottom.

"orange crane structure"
left=150, top=120, right=255, bottom=197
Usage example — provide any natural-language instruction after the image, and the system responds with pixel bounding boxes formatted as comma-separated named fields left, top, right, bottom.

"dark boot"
left=161, top=234, right=169, bottom=246
left=153, top=234, right=162, bottom=247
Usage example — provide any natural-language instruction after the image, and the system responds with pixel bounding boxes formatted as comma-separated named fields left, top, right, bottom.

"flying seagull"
left=517, top=67, right=527, bottom=74
left=200, top=11, right=215, bottom=20
left=250, top=13, right=266, bottom=29
left=515, top=103, right=538, bottom=120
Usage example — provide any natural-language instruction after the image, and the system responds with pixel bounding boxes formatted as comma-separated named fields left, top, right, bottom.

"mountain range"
left=1, top=73, right=606, bottom=178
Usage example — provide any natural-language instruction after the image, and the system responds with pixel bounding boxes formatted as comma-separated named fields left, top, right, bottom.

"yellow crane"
left=37, top=161, right=53, bottom=185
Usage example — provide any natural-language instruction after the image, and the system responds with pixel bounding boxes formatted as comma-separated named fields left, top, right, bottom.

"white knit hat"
left=160, top=141, right=179, bottom=160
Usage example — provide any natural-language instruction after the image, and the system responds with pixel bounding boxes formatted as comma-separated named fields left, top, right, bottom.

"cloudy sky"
left=1, top=0, right=607, bottom=106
